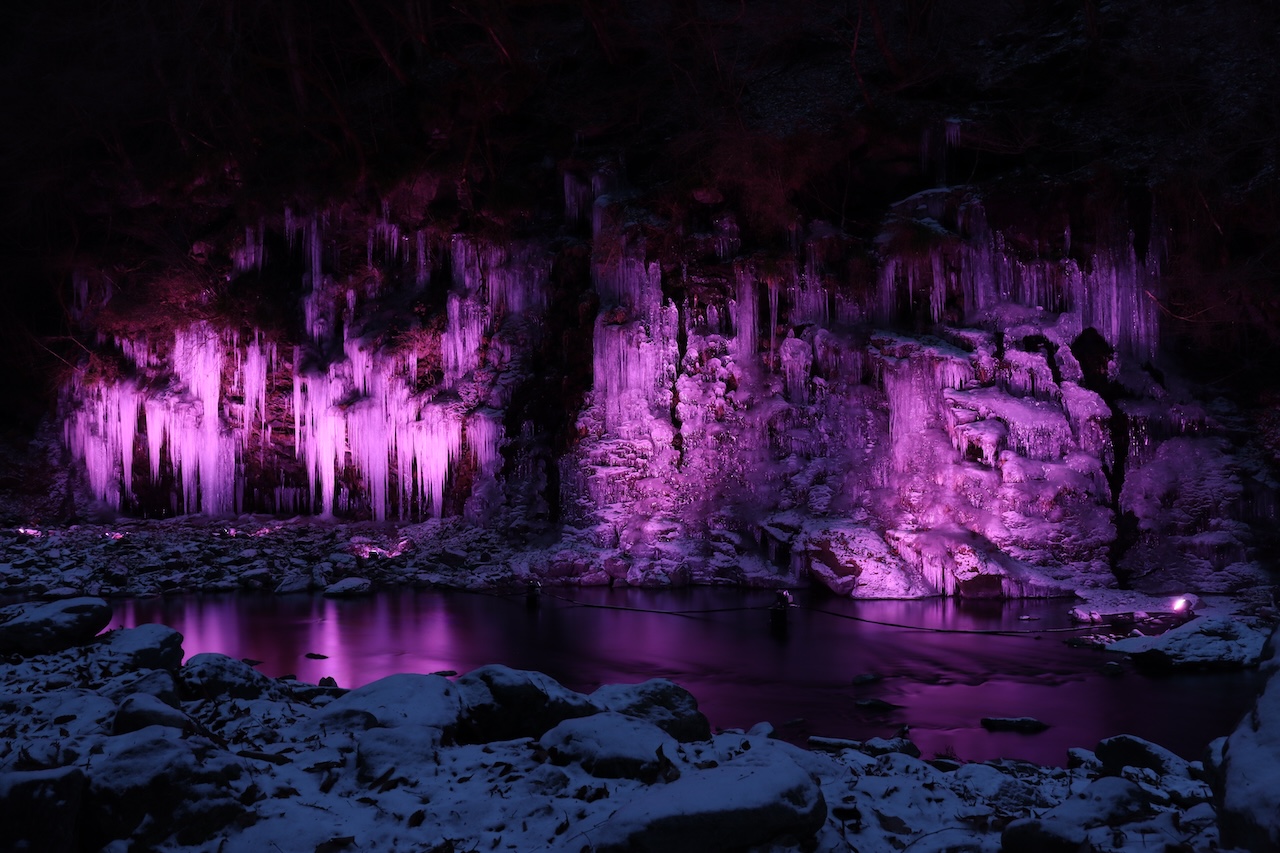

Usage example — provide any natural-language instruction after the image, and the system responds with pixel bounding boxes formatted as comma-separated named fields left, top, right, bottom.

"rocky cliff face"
left=2, top=1, right=1276, bottom=598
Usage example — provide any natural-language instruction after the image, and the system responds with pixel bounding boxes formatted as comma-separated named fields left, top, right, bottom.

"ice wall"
left=63, top=214, right=546, bottom=519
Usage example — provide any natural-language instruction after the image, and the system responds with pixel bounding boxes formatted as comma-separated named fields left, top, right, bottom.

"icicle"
left=468, top=410, right=504, bottom=474
left=732, top=267, right=758, bottom=362
left=767, top=279, right=779, bottom=368
left=779, top=335, right=812, bottom=405
left=232, top=223, right=265, bottom=275
left=414, top=231, right=430, bottom=288
left=443, top=292, right=487, bottom=386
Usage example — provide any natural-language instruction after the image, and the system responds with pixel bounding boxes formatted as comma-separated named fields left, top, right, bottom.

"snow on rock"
left=0, top=596, right=112, bottom=654
left=590, top=678, right=712, bottom=742
left=585, top=751, right=827, bottom=852
left=797, top=522, right=931, bottom=598
left=1002, top=776, right=1154, bottom=853
left=83, top=727, right=247, bottom=850
left=1107, top=616, right=1269, bottom=670
left=457, top=663, right=600, bottom=741
left=888, top=526, right=1076, bottom=599
left=180, top=652, right=285, bottom=702
left=113, top=692, right=192, bottom=735
left=1095, top=734, right=1192, bottom=778
left=540, top=711, right=680, bottom=782
left=318, top=672, right=464, bottom=732
left=0, top=609, right=1267, bottom=852
left=1218, top=627, right=1280, bottom=852
left=323, top=576, right=373, bottom=597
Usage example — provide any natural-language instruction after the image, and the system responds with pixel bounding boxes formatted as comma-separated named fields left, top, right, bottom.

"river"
left=106, top=587, right=1260, bottom=766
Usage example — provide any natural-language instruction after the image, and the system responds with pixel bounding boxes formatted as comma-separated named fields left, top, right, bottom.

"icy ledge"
left=2, top=600, right=1277, bottom=852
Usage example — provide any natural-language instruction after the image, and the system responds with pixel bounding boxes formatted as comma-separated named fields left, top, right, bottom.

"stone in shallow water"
left=1107, top=617, right=1268, bottom=670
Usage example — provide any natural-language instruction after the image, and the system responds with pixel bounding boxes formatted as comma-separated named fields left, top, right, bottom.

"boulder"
left=540, top=712, right=680, bottom=782
left=1002, top=776, right=1153, bottom=853
left=457, top=665, right=599, bottom=741
left=1096, top=733, right=1191, bottom=778
left=1218, top=628, right=1280, bottom=851
left=980, top=716, right=1049, bottom=733
left=861, top=737, right=921, bottom=758
left=1107, top=617, right=1268, bottom=670
left=99, top=669, right=180, bottom=708
left=591, top=679, right=712, bottom=742
left=180, top=653, right=282, bottom=701
left=113, top=693, right=192, bottom=734
left=588, top=755, right=826, bottom=852
left=320, top=673, right=465, bottom=734
left=0, top=597, right=112, bottom=654
left=93, top=624, right=184, bottom=673
left=323, top=576, right=373, bottom=597
left=0, top=766, right=86, bottom=852
left=82, top=728, right=245, bottom=849
left=356, top=725, right=444, bottom=784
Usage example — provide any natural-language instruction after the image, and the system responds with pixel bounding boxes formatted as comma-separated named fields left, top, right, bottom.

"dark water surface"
left=106, top=588, right=1261, bottom=765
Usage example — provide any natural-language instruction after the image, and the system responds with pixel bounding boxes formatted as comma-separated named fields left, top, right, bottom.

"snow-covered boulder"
left=1096, top=733, right=1191, bottom=778
left=319, top=672, right=465, bottom=733
left=93, top=623, right=184, bottom=673
left=0, top=596, right=112, bottom=654
left=323, top=576, right=372, bottom=597
left=1001, top=776, right=1154, bottom=853
left=356, top=725, right=444, bottom=784
left=591, top=678, right=712, bottom=742
left=1218, top=628, right=1280, bottom=851
left=113, top=692, right=192, bottom=735
left=540, top=712, right=679, bottom=782
left=180, top=653, right=283, bottom=701
left=82, top=728, right=246, bottom=850
left=586, top=753, right=826, bottom=852
left=1107, top=617, right=1269, bottom=670
left=456, top=664, right=599, bottom=740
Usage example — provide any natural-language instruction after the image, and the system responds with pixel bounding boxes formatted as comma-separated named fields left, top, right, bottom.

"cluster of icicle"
left=877, top=191, right=1164, bottom=361
left=63, top=214, right=544, bottom=519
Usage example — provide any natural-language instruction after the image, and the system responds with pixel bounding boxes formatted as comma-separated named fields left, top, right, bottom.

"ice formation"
left=59, top=186, right=1268, bottom=599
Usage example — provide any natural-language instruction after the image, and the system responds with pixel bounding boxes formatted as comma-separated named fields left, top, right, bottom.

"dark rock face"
left=0, top=766, right=86, bottom=853
left=0, top=597, right=111, bottom=654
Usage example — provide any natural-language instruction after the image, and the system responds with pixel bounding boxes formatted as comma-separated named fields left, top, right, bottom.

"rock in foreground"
left=0, top=600, right=1275, bottom=852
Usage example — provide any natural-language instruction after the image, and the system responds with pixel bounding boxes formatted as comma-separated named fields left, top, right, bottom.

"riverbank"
left=2, top=597, right=1277, bottom=852
left=4, top=517, right=1276, bottom=622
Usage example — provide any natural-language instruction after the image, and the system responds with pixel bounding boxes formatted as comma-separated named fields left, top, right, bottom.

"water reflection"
left=106, top=588, right=1260, bottom=766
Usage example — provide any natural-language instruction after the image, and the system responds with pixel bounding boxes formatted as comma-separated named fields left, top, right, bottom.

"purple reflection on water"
left=106, top=588, right=1260, bottom=766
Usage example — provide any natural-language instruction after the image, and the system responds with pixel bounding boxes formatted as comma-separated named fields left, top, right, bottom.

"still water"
left=106, top=588, right=1260, bottom=766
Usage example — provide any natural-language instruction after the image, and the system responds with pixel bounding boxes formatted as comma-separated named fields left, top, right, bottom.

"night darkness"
left=4, top=3, right=1280, bottom=851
